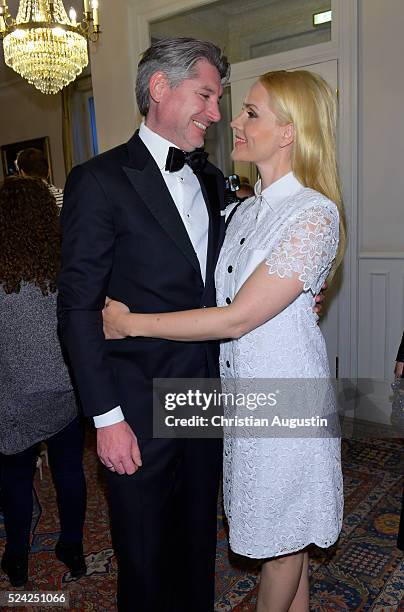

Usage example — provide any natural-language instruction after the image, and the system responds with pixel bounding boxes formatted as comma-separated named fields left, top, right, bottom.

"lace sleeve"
left=265, top=205, right=339, bottom=294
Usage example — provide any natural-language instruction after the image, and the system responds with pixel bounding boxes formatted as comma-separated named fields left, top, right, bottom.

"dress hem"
left=229, top=533, right=341, bottom=560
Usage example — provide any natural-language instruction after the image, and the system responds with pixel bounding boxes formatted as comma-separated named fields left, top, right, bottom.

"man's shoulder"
left=78, top=141, right=131, bottom=175
left=75, top=132, right=144, bottom=172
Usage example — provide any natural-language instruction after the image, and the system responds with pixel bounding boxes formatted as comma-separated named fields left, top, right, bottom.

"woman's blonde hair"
left=259, top=70, right=346, bottom=275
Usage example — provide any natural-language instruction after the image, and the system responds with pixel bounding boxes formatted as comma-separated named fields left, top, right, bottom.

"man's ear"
left=280, top=123, right=294, bottom=148
left=149, top=71, right=169, bottom=104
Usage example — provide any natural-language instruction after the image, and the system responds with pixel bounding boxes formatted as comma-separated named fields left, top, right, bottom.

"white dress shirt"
left=94, top=123, right=210, bottom=428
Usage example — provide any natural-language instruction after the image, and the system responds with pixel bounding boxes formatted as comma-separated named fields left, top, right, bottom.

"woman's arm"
left=103, top=204, right=337, bottom=342
left=103, top=265, right=304, bottom=342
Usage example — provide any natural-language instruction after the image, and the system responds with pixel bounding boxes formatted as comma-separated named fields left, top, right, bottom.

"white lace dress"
left=215, top=172, right=343, bottom=558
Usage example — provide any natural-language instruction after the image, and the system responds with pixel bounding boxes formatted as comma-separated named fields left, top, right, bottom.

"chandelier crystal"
left=0, top=1, right=101, bottom=94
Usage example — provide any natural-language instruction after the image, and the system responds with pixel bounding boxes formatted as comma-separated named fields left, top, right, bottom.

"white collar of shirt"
left=254, top=172, right=303, bottom=213
left=139, top=121, right=180, bottom=172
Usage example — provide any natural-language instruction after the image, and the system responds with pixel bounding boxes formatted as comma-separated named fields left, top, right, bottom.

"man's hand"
left=97, top=421, right=142, bottom=475
left=314, top=281, right=328, bottom=316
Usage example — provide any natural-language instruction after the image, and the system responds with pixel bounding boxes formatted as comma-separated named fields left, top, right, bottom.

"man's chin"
left=187, top=135, right=206, bottom=151
left=183, top=144, right=204, bottom=153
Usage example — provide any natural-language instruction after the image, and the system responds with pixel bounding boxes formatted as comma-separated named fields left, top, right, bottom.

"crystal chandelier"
left=0, top=1, right=101, bottom=94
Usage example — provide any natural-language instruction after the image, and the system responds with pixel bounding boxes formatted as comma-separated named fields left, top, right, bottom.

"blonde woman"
left=103, top=70, right=345, bottom=612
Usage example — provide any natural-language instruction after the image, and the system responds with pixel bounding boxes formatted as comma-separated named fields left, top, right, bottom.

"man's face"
left=149, top=59, right=223, bottom=152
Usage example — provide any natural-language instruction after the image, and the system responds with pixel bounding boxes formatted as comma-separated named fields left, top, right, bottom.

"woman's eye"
left=247, top=110, right=257, bottom=118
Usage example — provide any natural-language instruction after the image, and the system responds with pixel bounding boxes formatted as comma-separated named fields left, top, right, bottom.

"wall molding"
left=369, top=271, right=389, bottom=380
left=338, top=0, right=359, bottom=379
left=358, top=258, right=404, bottom=418
left=360, top=252, right=404, bottom=259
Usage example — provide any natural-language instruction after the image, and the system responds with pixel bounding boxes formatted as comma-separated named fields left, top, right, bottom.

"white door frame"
left=133, top=0, right=359, bottom=378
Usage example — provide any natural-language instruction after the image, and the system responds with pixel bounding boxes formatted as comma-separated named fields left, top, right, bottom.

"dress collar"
left=254, top=172, right=303, bottom=213
left=139, top=122, right=180, bottom=172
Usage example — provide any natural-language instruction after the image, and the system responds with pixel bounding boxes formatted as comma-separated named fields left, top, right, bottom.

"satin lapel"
left=196, top=168, right=225, bottom=281
left=123, top=136, right=201, bottom=277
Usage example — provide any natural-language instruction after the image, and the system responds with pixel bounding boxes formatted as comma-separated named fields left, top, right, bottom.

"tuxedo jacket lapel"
left=196, top=168, right=225, bottom=283
left=123, top=133, right=201, bottom=278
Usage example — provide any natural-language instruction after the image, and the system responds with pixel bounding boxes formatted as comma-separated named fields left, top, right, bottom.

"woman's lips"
left=234, top=136, right=247, bottom=147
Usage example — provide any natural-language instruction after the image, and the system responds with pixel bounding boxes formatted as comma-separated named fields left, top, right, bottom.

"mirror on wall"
left=150, top=0, right=332, bottom=64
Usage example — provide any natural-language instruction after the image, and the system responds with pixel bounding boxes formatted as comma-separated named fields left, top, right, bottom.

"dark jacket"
left=57, top=132, right=225, bottom=437
left=397, top=332, right=404, bottom=363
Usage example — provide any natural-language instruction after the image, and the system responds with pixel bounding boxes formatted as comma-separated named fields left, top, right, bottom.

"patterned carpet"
left=0, top=434, right=403, bottom=611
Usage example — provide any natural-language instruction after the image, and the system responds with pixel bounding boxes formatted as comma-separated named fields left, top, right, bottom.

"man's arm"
left=58, top=165, right=141, bottom=474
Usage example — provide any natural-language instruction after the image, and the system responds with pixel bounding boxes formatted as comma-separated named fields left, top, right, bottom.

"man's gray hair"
left=136, top=37, right=230, bottom=117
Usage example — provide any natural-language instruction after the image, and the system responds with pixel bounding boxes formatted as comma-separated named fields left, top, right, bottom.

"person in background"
left=103, top=69, right=345, bottom=612
left=224, top=174, right=255, bottom=210
left=15, top=147, right=63, bottom=209
left=394, top=332, right=404, bottom=551
left=236, top=175, right=255, bottom=201
left=395, top=333, right=404, bottom=378
left=0, top=177, right=86, bottom=587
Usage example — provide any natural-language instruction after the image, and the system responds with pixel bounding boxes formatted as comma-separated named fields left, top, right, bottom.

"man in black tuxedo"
left=58, top=38, right=230, bottom=611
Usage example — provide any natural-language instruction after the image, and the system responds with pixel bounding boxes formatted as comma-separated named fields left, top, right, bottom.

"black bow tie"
left=165, top=147, right=208, bottom=173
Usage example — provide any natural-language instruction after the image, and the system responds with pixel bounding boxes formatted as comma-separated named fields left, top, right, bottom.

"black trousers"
left=106, top=437, right=222, bottom=612
left=0, top=417, right=86, bottom=554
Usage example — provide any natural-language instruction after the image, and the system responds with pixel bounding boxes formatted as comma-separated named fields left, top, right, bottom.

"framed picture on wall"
left=1, top=136, right=53, bottom=181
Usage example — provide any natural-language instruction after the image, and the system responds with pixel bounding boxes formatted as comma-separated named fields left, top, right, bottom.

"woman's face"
left=230, top=80, right=290, bottom=167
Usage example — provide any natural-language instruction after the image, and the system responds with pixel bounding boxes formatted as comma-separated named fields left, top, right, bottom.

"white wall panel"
left=357, top=256, right=404, bottom=423
left=359, top=0, right=404, bottom=252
